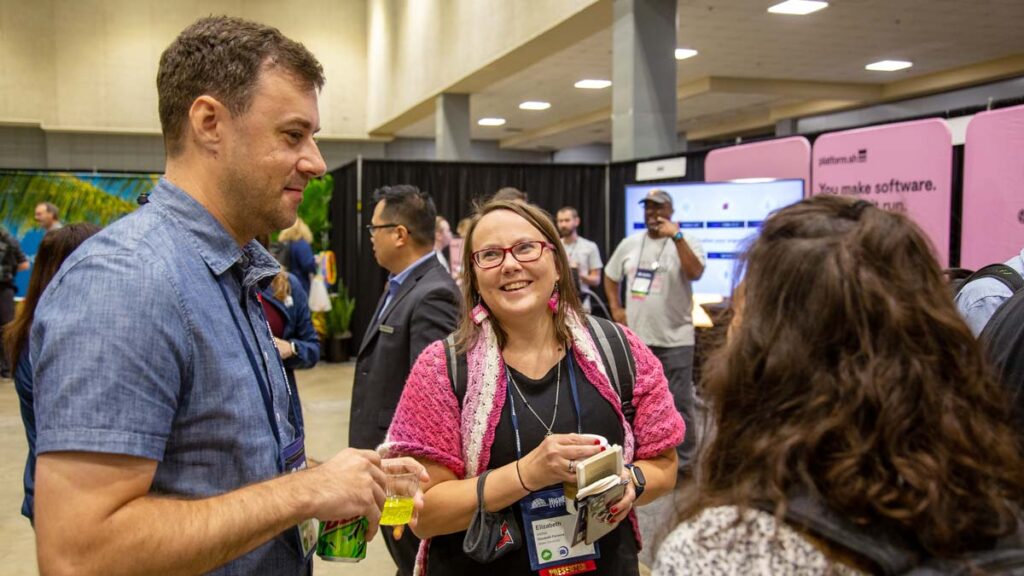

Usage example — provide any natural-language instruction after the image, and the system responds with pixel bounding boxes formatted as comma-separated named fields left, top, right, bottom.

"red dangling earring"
left=471, top=302, right=489, bottom=325
left=548, top=286, right=560, bottom=314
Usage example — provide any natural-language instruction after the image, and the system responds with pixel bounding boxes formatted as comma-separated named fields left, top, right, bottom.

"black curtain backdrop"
left=327, top=132, right=967, bottom=350
left=949, top=144, right=964, bottom=267
left=329, top=160, right=360, bottom=297
left=332, top=159, right=608, bottom=345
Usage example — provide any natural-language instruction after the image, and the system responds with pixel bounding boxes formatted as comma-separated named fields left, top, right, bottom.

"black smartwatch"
left=625, top=463, right=646, bottom=499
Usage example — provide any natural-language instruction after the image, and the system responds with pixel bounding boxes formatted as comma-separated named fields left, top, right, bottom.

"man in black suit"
left=351, top=184, right=460, bottom=575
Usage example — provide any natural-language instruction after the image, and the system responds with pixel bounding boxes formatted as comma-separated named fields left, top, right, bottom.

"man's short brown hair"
left=157, top=16, right=325, bottom=157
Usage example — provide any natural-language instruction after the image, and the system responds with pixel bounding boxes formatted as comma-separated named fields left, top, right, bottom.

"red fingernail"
left=593, top=440, right=600, bottom=445
left=601, top=446, right=606, bottom=451
left=610, top=507, right=618, bottom=514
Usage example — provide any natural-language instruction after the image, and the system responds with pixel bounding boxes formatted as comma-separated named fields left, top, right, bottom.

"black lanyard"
left=505, top=351, right=583, bottom=460
left=636, top=234, right=670, bottom=270
left=217, top=275, right=299, bottom=471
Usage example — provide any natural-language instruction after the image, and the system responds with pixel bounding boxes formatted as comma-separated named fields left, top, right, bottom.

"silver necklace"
left=508, top=358, right=561, bottom=436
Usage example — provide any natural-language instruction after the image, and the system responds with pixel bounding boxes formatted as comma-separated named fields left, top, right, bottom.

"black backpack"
left=763, top=491, right=1024, bottom=575
left=980, top=288, right=1024, bottom=427
left=443, top=315, right=637, bottom=428
left=949, top=264, right=1024, bottom=301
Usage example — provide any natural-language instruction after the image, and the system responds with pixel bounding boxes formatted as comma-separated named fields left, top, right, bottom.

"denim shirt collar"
left=150, top=178, right=280, bottom=288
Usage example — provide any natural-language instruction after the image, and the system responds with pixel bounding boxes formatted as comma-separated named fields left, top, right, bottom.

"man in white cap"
left=604, top=188, right=705, bottom=474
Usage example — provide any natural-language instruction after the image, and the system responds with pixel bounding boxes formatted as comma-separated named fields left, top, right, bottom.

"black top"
left=427, top=352, right=639, bottom=576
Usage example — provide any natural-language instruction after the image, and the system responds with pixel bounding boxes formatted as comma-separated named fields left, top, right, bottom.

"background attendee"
left=3, top=223, right=101, bottom=523
left=434, top=215, right=452, bottom=272
left=382, top=199, right=684, bottom=575
left=276, top=217, right=318, bottom=294
left=955, top=246, right=1024, bottom=336
left=556, top=205, right=602, bottom=312
left=31, top=16, right=423, bottom=575
left=33, top=203, right=62, bottom=232
left=604, top=189, right=705, bottom=475
left=352, top=184, right=460, bottom=575
left=0, top=225, right=29, bottom=379
left=257, top=236, right=320, bottom=433
left=654, top=196, right=1024, bottom=575
left=492, top=186, right=527, bottom=203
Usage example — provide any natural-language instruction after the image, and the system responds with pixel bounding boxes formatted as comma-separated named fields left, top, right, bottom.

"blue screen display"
left=624, top=179, right=804, bottom=298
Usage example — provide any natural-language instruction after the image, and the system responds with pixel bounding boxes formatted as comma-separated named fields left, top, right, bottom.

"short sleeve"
left=605, top=238, right=629, bottom=283
left=32, top=253, right=191, bottom=461
left=954, top=277, right=1012, bottom=337
left=683, top=234, right=706, bottom=267
left=587, top=241, right=603, bottom=272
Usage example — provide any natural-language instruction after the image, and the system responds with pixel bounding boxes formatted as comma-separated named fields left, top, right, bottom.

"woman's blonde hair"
left=271, top=271, right=292, bottom=302
left=279, top=217, right=313, bottom=243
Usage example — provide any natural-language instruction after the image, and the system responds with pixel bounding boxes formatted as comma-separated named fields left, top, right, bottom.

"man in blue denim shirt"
left=31, top=16, right=426, bottom=575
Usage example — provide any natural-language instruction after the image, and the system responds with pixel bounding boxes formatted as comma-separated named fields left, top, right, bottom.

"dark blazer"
left=349, top=254, right=460, bottom=449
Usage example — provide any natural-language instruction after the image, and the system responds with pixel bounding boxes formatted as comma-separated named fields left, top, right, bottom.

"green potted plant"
left=321, top=282, right=356, bottom=362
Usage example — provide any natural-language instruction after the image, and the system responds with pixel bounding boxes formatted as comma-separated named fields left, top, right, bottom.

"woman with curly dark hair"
left=654, top=195, right=1024, bottom=574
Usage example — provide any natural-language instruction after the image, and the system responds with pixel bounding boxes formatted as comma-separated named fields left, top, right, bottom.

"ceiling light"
left=477, top=117, right=506, bottom=126
left=767, top=0, right=828, bottom=15
left=675, top=48, right=699, bottom=60
left=574, top=79, right=612, bottom=90
left=865, top=59, right=913, bottom=72
left=519, top=101, right=551, bottom=111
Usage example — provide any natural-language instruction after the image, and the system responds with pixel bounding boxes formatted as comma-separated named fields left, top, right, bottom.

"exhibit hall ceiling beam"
left=500, top=107, right=610, bottom=149
left=368, top=0, right=612, bottom=137
left=881, top=53, right=1024, bottom=100
left=679, top=54, right=1024, bottom=141
left=502, top=54, right=1024, bottom=146
left=503, top=76, right=876, bottom=148
left=705, top=77, right=882, bottom=101
left=686, top=111, right=773, bottom=142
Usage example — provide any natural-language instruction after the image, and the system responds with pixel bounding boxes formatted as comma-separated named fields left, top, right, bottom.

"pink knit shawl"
left=380, top=313, right=684, bottom=575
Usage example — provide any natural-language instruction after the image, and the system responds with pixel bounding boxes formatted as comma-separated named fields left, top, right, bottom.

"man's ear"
left=394, top=225, right=409, bottom=248
left=188, top=95, right=227, bottom=155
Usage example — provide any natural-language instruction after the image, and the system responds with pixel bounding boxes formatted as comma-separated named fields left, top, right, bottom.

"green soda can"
left=316, top=516, right=368, bottom=562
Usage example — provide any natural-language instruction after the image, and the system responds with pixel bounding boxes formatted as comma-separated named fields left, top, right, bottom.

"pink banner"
left=705, top=136, right=811, bottom=191
left=961, top=104, right=1024, bottom=269
left=812, top=118, right=952, bottom=265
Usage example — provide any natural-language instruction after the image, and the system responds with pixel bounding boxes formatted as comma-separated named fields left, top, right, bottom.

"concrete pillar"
left=611, top=0, right=677, bottom=162
left=435, top=93, right=471, bottom=161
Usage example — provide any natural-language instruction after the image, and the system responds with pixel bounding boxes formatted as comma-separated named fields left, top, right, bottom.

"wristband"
left=515, top=459, right=535, bottom=492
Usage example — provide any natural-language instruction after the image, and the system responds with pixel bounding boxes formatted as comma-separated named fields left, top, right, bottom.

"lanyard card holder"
left=630, top=268, right=655, bottom=299
left=518, top=486, right=599, bottom=575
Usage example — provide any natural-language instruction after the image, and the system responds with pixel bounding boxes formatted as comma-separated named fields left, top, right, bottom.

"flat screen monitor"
left=624, top=179, right=805, bottom=298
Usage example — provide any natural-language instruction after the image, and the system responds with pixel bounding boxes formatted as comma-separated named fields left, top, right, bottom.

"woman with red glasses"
left=381, top=199, right=683, bottom=575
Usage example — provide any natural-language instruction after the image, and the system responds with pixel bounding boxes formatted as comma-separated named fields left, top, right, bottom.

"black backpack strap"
left=585, top=315, right=636, bottom=427
left=444, top=334, right=469, bottom=409
left=760, top=491, right=922, bottom=576
left=980, top=289, right=1024, bottom=425
left=956, top=264, right=1024, bottom=298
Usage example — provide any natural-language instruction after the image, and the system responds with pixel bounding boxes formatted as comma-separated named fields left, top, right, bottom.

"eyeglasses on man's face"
left=365, top=223, right=401, bottom=235
left=471, top=240, right=556, bottom=269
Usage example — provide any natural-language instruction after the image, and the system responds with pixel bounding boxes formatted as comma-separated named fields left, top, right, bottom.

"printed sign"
left=812, top=119, right=953, bottom=265
left=961, top=104, right=1024, bottom=268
